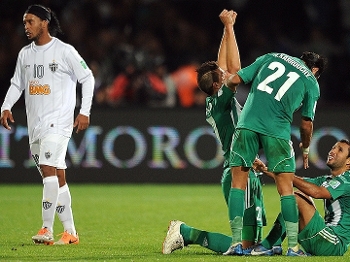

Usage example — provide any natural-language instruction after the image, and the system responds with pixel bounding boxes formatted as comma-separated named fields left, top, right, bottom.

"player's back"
left=236, top=53, right=320, bottom=140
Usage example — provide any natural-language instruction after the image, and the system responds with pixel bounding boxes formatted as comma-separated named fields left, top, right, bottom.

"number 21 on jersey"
left=257, top=61, right=300, bottom=101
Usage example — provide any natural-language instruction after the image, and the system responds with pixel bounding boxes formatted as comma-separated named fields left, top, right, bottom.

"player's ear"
left=212, top=82, right=221, bottom=92
left=311, top=67, right=320, bottom=78
left=42, top=19, right=49, bottom=29
left=346, top=157, right=350, bottom=170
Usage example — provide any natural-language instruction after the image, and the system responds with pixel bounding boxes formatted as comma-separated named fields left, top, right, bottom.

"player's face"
left=326, top=142, right=350, bottom=169
left=23, top=13, right=46, bottom=42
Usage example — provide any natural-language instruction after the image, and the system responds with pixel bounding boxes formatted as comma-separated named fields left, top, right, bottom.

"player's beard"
left=30, top=27, right=44, bottom=43
left=326, top=157, right=345, bottom=171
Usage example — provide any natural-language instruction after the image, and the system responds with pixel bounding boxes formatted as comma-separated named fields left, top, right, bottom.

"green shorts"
left=298, top=210, right=348, bottom=256
left=221, top=167, right=267, bottom=227
left=230, top=129, right=296, bottom=173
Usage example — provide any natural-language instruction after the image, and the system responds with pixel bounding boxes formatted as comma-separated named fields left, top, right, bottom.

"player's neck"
left=330, top=167, right=348, bottom=177
left=34, top=33, right=53, bottom=46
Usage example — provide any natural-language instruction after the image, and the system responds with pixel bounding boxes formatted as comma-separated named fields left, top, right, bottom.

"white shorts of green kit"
left=30, top=134, right=70, bottom=170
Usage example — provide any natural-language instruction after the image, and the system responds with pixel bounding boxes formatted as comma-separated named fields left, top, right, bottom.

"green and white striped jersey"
left=305, top=171, right=350, bottom=246
left=205, top=85, right=241, bottom=166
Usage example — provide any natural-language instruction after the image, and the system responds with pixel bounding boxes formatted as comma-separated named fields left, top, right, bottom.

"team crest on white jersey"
left=49, top=61, right=58, bottom=72
left=45, top=151, right=52, bottom=159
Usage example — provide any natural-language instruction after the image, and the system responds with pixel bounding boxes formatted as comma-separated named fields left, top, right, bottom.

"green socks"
left=281, top=195, right=298, bottom=248
left=228, top=188, right=245, bottom=244
left=180, top=224, right=232, bottom=253
left=260, top=195, right=298, bottom=249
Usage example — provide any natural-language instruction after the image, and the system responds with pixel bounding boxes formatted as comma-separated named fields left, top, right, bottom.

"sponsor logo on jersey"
left=43, top=200, right=52, bottom=210
left=56, top=205, right=65, bottom=214
left=49, top=61, right=58, bottom=72
left=29, top=80, right=51, bottom=95
left=45, top=151, right=52, bottom=159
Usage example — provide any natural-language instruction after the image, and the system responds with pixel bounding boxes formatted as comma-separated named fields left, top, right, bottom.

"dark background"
left=0, top=0, right=349, bottom=183
left=0, top=0, right=349, bottom=107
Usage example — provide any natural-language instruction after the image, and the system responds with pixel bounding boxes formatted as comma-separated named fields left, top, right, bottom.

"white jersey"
left=1, top=37, right=94, bottom=143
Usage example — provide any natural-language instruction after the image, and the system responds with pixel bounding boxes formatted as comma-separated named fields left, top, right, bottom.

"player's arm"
left=74, top=72, right=94, bottom=133
left=293, top=175, right=332, bottom=199
left=223, top=10, right=240, bottom=74
left=257, top=165, right=332, bottom=199
left=254, top=160, right=277, bottom=182
left=66, top=49, right=95, bottom=133
left=0, top=51, right=26, bottom=130
left=299, top=117, right=313, bottom=169
left=0, top=85, right=23, bottom=130
left=74, top=73, right=94, bottom=133
left=219, top=9, right=241, bottom=91
left=224, top=72, right=242, bottom=91
left=217, top=10, right=228, bottom=71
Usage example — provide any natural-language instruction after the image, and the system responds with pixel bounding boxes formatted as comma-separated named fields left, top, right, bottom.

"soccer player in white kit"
left=0, top=4, right=94, bottom=245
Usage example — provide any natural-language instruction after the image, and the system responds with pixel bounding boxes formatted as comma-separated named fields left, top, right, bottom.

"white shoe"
left=32, top=227, right=54, bottom=245
left=223, top=243, right=243, bottom=256
left=162, top=220, right=184, bottom=254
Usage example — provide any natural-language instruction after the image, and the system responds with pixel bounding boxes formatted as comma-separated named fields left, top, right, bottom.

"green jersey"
left=304, top=171, right=350, bottom=247
left=206, top=85, right=241, bottom=166
left=237, top=53, right=320, bottom=140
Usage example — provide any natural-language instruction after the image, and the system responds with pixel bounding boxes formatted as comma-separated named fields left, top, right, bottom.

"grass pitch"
left=0, top=184, right=348, bottom=261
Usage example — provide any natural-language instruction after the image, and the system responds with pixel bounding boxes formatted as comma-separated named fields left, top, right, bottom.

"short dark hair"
left=195, top=61, right=220, bottom=96
left=300, top=51, right=327, bottom=79
left=340, top=139, right=350, bottom=158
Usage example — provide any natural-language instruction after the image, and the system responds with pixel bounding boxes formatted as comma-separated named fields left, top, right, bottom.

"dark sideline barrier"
left=0, top=107, right=348, bottom=183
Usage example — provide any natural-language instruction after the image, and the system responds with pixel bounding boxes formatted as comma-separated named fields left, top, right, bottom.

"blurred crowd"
left=1, top=0, right=350, bottom=109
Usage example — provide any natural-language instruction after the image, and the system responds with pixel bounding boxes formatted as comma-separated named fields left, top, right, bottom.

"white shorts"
left=30, top=134, right=69, bottom=170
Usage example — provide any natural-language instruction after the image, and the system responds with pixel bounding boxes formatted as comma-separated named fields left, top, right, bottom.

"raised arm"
left=217, top=10, right=229, bottom=71
left=220, top=10, right=240, bottom=73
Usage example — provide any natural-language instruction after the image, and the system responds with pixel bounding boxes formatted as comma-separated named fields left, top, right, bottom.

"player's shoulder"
left=253, top=52, right=286, bottom=65
left=267, top=52, right=299, bottom=63
left=341, top=171, right=350, bottom=181
left=16, top=43, right=34, bottom=61
left=258, top=52, right=286, bottom=60
left=52, top=37, right=76, bottom=51
left=19, top=42, right=32, bottom=54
